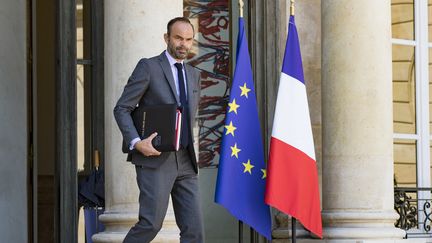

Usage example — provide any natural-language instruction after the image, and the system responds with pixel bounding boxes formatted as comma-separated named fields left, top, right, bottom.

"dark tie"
left=174, top=63, right=189, bottom=148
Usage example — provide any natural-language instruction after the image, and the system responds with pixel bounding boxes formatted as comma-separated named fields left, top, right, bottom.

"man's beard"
left=168, top=41, right=189, bottom=60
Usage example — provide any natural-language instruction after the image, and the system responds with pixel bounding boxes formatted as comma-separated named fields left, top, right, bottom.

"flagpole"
left=292, top=217, right=297, bottom=243
left=288, top=0, right=298, bottom=235
left=239, top=221, right=243, bottom=243
left=290, top=0, right=295, bottom=16
left=239, top=0, right=243, bottom=242
left=239, top=0, right=244, bottom=17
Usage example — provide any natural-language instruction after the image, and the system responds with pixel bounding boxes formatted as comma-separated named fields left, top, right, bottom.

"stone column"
left=92, top=1, right=182, bottom=242
left=321, top=0, right=405, bottom=240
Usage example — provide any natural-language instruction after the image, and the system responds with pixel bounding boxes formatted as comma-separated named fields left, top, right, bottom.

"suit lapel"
left=158, top=53, right=180, bottom=104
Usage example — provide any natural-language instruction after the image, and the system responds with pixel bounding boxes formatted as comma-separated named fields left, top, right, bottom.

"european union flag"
left=215, top=17, right=272, bottom=240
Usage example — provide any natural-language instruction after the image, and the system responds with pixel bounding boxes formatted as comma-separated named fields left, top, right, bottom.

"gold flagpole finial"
left=290, top=0, right=295, bottom=16
left=239, top=0, right=244, bottom=18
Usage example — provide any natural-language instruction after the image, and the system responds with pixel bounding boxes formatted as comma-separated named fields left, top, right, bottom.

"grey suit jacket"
left=113, top=51, right=201, bottom=173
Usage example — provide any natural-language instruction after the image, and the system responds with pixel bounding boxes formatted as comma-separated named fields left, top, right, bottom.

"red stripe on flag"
left=265, top=137, right=322, bottom=238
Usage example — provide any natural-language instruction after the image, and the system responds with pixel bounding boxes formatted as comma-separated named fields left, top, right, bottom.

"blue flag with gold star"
left=215, top=17, right=272, bottom=240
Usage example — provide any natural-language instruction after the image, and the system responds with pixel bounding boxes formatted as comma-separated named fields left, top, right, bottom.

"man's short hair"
left=167, top=17, right=195, bottom=36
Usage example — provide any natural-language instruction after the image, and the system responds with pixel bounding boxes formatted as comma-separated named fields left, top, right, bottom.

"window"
left=392, top=0, right=431, bottom=235
left=393, top=0, right=430, bottom=188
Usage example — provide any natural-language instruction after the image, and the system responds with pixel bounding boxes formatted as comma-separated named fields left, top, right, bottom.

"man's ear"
left=164, top=33, right=169, bottom=44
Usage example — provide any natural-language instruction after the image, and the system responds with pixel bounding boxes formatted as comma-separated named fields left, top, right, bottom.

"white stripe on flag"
left=272, top=73, right=316, bottom=160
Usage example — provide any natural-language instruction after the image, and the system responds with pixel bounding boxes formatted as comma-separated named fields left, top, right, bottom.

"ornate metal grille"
left=394, top=187, right=432, bottom=238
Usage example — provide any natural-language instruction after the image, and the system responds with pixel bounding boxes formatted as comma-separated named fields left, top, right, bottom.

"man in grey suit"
left=113, top=17, right=204, bottom=243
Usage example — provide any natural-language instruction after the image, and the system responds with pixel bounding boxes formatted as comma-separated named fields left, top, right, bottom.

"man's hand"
left=134, top=132, right=162, bottom=156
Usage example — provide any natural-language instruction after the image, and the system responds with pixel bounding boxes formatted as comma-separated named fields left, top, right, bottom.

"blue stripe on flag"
left=281, top=15, right=305, bottom=84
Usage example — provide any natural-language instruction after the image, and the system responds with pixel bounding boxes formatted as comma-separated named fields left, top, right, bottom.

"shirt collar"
left=165, top=50, right=184, bottom=67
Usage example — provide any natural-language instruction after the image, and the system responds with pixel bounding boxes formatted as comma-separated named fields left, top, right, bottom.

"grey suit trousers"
left=123, top=149, right=204, bottom=243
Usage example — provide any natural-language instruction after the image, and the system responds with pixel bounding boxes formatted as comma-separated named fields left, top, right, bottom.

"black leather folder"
left=122, top=104, right=180, bottom=153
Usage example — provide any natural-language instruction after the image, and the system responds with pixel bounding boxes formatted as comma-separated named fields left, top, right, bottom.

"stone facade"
left=2, top=0, right=430, bottom=242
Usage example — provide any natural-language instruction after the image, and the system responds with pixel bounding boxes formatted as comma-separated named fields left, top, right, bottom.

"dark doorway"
left=30, top=0, right=103, bottom=242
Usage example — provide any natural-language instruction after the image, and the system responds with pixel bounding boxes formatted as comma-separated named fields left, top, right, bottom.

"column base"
left=92, top=209, right=180, bottom=243
left=321, top=210, right=406, bottom=239
left=272, top=227, right=406, bottom=243
left=322, top=227, right=406, bottom=239
left=274, top=239, right=426, bottom=243
left=92, top=232, right=180, bottom=243
left=273, top=210, right=406, bottom=241
left=92, top=232, right=127, bottom=243
left=92, top=212, right=135, bottom=243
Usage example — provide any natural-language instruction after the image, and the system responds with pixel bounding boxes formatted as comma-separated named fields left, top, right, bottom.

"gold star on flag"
left=228, top=99, right=240, bottom=114
left=239, top=83, right=251, bottom=98
left=242, top=159, right=254, bottom=174
left=224, top=121, right=237, bottom=137
left=230, top=143, right=241, bottom=158
left=261, top=169, right=267, bottom=179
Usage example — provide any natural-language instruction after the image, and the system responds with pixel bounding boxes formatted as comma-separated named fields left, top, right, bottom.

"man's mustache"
left=176, top=46, right=188, bottom=51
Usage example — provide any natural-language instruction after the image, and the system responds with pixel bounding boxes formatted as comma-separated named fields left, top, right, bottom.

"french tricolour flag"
left=265, top=15, right=322, bottom=238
